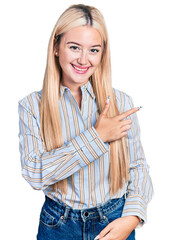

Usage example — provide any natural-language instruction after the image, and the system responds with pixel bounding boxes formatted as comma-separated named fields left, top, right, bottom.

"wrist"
left=94, top=127, right=105, bottom=143
left=122, top=216, right=140, bottom=229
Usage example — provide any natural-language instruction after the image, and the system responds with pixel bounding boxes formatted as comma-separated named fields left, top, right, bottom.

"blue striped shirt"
left=18, top=80, right=153, bottom=224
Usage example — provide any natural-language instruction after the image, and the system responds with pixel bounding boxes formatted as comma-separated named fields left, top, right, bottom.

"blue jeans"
left=37, top=195, right=135, bottom=240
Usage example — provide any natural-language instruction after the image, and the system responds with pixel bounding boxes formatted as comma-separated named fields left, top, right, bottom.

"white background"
left=0, top=0, right=171, bottom=239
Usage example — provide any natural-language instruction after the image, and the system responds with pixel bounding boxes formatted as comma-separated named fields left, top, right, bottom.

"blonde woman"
left=18, top=4, right=153, bottom=240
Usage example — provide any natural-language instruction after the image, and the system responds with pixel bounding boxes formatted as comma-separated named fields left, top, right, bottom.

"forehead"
left=61, top=26, right=102, bottom=46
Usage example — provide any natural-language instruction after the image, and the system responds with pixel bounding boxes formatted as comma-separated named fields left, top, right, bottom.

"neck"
left=61, top=79, right=88, bottom=96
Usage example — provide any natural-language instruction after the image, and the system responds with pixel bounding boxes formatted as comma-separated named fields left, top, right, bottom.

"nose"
left=77, top=50, right=88, bottom=65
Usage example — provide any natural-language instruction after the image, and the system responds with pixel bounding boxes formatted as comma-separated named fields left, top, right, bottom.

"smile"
left=71, top=64, right=90, bottom=74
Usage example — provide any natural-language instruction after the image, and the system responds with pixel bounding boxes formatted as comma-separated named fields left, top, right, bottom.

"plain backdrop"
left=0, top=0, right=172, bottom=239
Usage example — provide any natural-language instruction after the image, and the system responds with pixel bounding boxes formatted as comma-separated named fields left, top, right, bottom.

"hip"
left=37, top=195, right=135, bottom=240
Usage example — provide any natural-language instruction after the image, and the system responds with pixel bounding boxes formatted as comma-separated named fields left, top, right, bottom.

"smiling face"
left=56, top=26, right=103, bottom=90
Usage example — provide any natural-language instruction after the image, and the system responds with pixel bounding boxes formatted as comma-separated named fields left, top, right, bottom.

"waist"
left=43, top=182, right=127, bottom=209
left=45, top=195, right=125, bottom=221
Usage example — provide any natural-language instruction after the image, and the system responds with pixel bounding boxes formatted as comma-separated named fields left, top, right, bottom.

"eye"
left=69, top=46, right=80, bottom=51
left=90, top=48, right=100, bottom=54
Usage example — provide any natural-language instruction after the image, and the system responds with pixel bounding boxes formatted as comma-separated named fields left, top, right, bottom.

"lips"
left=71, top=64, right=90, bottom=74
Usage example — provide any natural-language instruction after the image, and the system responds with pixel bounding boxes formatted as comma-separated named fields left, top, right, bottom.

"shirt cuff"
left=70, top=127, right=109, bottom=167
left=121, top=194, right=147, bottom=228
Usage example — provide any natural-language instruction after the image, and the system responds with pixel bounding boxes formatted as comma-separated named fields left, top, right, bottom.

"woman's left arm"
left=96, top=91, right=153, bottom=240
left=120, top=93, right=153, bottom=226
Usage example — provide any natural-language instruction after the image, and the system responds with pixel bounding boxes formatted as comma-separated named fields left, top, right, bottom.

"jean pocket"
left=39, top=207, right=63, bottom=229
left=105, top=197, right=125, bottom=223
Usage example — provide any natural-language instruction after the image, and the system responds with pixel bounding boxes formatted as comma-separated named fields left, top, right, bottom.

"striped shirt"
left=18, top=80, right=153, bottom=224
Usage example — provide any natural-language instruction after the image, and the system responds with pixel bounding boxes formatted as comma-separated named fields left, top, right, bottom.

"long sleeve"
left=119, top=93, right=153, bottom=226
left=18, top=96, right=109, bottom=191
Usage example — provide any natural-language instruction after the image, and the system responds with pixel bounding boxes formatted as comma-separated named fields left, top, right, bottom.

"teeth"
left=73, top=65, right=88, bottom=71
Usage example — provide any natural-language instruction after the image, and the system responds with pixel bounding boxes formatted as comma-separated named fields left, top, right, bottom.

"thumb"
left=101, top=96, right=110, bottom=117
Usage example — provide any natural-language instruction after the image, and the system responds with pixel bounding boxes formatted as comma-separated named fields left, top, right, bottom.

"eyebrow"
left=66, top=41, right=102, bottom=48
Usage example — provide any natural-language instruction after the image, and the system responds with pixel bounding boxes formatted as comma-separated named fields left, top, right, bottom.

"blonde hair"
left=40, top=4, right=128, bottom=196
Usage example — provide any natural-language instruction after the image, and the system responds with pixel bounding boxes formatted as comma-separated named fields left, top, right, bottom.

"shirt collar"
left=60, top=80, right=95, bottom=99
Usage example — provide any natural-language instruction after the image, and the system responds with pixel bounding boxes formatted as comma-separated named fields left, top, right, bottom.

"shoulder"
left=18, top=90, right=42, bottom=117
left=112, top=88, right=134, bottom=113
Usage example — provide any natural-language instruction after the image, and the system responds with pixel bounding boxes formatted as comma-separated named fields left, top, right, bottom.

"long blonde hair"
left=40, top=4, right=128, bottom=196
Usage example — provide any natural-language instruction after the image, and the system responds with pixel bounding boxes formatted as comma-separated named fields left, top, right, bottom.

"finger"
left=99, top=232, right=111, bottom=240
left=117, top=107, right=139, bottom=121
left=113, top=131, right=128, bottom=141
left=100, top=98, right=110, bottom=117
left=98, top=223, right=112, bottom=239
left=117, top=131, right=128, bottom=139
left=120, top=124, right=131, bottom=132
left=120, top=119, right=132, bottom=127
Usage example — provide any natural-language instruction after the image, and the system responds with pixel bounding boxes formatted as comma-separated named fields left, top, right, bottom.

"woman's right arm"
left=18, top=95, right=109, bottom=191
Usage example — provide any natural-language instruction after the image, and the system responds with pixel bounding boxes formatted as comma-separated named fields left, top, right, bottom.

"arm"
left=121, top=93, right=153, bottom=226
left=18, top=96, right=109, bottom=191
left=96, top=91, right=154, bottom=240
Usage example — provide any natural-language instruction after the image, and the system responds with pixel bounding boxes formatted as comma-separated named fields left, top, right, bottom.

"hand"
left=94, top=98, right=139, bottom=143
left=96, top=216, right=139, bottom=240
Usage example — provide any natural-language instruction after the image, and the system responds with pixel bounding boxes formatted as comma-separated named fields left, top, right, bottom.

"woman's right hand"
left=94, top=98, right=139, bottom=143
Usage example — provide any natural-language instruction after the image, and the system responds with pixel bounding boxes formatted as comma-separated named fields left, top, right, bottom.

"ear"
left=53, top=42, right=59, bottom=56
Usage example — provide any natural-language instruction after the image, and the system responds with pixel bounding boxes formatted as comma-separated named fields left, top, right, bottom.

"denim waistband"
left=45, top=195, right=125, bottom=222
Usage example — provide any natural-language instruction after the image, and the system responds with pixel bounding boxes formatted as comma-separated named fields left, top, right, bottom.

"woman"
left=18, top=4, right=153, bottom=240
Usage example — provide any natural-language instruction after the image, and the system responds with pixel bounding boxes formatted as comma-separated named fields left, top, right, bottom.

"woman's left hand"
left=97, top=216, right=139, bottom=240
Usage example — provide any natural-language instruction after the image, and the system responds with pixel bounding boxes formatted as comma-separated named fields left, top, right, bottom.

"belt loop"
left=97, top=206, right=104, bottom=222
left=62, top=206, right=70, bottom=223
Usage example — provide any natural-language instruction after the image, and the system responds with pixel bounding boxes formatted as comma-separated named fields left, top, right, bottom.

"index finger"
left=117, top=107, right=139, bottom=121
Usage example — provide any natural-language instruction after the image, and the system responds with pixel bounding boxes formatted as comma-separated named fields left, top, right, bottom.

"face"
left=56, top=26, right=103, bottom=89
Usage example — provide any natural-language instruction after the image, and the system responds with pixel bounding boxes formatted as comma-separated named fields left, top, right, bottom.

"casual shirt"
left=18, top=80, right=153, bottom=225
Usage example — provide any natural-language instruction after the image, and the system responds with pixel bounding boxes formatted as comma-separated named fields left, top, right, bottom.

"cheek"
left=91, top=56, right=102, bottom=67
left=58, top=56, right=70, bottom=72
left=58, top=49, right=73, bottom=66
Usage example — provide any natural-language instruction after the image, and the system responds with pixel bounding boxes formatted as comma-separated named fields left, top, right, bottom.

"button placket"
left=80, top=88, right=86, bottom=116
left=66, top=90, right=87, bottom=130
